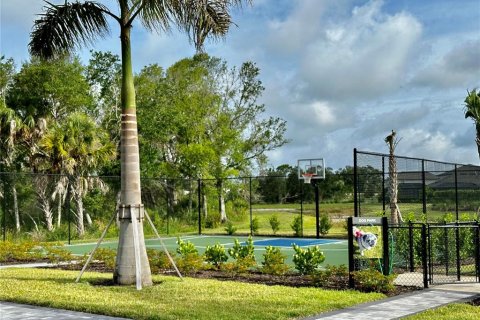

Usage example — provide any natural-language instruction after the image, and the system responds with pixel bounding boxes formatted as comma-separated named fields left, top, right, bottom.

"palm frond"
left=155, top=0, right=249, bottom=53
left=133, top=0, right=176, bottom=32
left=29, top=1, right=110, bottom=59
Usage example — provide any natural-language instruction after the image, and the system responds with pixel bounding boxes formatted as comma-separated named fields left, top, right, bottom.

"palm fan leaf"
left=29, top=1, right=110, bottom=59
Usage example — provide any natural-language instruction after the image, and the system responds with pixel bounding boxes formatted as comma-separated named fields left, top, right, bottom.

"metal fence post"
left=347, top=217, right=354, bottom=288
left=198, top=179, right=202, bottom=235
left=421, top=223, right=429, bottom=288
left=409, top=221, right=414, bottom=272
left=422, top=160, right=427, bottom=216
left=454, top=165, right=459, bottom=221
left=67, top=181, right=71, bottom=245
left=382, top=156, right=386, bottom=215
left=382, top=216, right=390, bottom=275
left=475, top=224, right=480, bottom=282
left=455, top=222, right=461, bottom=281
left=353, top=148, right=358, bottom=217
left=300, top=182, right=304, bottom=237
left=249, top=177, right=253, bottom=236
left=1, top=170, right=6, bottom=242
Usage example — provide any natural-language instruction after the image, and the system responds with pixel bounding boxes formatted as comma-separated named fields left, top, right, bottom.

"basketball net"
left=303, top=173, right=314, bottom=184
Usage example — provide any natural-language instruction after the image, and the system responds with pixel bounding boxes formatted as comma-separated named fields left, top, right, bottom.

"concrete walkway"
left=0, top=301, right=130, bottom=320
left=304, top=283, right=480, bottom=320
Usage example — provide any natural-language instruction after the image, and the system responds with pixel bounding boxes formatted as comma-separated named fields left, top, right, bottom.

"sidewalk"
left=0, top=301, right=130, bottom=320
left=303, top=283, right=480, bottom=320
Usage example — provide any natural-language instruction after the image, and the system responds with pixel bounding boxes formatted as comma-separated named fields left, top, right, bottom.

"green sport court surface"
left=66, top=235, right=348, bottom=267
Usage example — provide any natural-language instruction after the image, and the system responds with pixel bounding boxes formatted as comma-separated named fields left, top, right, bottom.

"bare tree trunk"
left=217, top=180, right=227, bottom=222
left=386, top=130, right=401, bottom=224
left=12, top=185, right=20, bottom=232
left=57, top=191, right=62, bottom=228
left=75, top=189, right=85, bottom=236
left=86, top=213, right=93, bottom=226
left=35, top=177, right=54, bottom=231
left=389, top=153, right=399, bottom=224
left=203, top=194, right=208, bottom=219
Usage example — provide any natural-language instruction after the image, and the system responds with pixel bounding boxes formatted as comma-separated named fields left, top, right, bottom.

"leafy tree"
left=204, top=59, right=288, bottom=221
left=0, top=56, right=15, bottom=108
left=85, top=50, right=122, bottom=148
left=7, top=56, right=93, bottom=121
left=29, top=0, right=249, bottom=287
left=464, top=89, right=480, bottom=160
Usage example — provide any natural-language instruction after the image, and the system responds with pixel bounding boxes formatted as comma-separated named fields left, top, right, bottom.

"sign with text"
left=352, top=217, right=383, bottom=225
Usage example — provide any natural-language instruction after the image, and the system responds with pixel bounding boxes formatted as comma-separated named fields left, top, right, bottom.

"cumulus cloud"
left=299, top=0, right=423, bottom=101
left=412, top=40, right=480, bottom=89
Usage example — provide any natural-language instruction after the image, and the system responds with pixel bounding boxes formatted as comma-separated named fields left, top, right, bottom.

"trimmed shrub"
left=290, top=216, right=302, bottom=237
left=204, top=243, right=228, bottom=269
left=147, top=249, right=172, bottom=273
left=261, top=246, right=289, bottom=275
left=292, top=244, right=325, bottom=274
left=269, top=215, right=281, bottom=235
left=319, top=214, right=332, bottom=235
left=224, top=221, right=237, bottom=235
left=251, top=217, right=260, bottom=235
left=311, top=264, right=348, bottom=288
left=352, top=269, right=396, bottom=293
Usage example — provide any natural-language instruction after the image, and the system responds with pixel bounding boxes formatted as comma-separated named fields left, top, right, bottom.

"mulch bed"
left=31, top=261, right=421, bottom=297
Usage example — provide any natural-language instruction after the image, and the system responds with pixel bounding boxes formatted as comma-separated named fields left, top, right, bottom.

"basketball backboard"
left=298, top=158, right=325, bottom=181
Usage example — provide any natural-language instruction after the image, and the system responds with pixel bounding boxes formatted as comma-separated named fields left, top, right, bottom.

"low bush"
left=352, top=269, right=396, bottom=294
left=80, top=247, right=116, bottom=270
left=292, top=244, right=325, bottom=275
left=204, top=243, right=228, bottom=269
left=147, top=249, right=172, bottom=273
left=175, top=238, right=203, bottom=274
left=251, top=217, right=259, bottom=235
left=176, top=237, right=198, bottom=255
left=269, top=215, right=280, bottom=235
left=224, top=221, right=237, bottom=235
left=319, top=214, right=332, bottom=235
left=260, top=246, right=289, bottom=275
left=291, top=216, right=302, bottom=237
left=41, top=243, right=74, bottom=264
left=311, top=264, right=348, bottom=288
left=225, top=237, right=256, bottom=273
left=0, top=241, right=43, bottom=262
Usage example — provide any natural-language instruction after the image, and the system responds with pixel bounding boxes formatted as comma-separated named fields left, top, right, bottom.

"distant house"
left=397, top=171, right=439, bottom=185
left=429, top=165, right=480, bottom=189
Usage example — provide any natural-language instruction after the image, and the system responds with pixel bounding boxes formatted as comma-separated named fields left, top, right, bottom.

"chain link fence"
left=0, top=170, right=356, bottom=242
left=354, top=149, right=480, bottom=222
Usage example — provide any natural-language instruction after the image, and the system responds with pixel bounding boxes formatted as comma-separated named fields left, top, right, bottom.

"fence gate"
left=427, top=223, right=480, bottom=285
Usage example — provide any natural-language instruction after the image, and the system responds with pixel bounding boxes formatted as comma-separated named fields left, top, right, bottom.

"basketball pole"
left=313, top=180, right=320, bottom=239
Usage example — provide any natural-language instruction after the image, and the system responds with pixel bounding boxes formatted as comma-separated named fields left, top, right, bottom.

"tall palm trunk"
left=113, top=21, right=152, bottom=286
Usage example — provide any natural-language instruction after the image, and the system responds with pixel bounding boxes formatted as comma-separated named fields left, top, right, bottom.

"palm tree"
left=30, top=0, right=248, bottom=286
left=464, top=89, right=480, bottom=160
left=40, top=112, right=116, bottom=236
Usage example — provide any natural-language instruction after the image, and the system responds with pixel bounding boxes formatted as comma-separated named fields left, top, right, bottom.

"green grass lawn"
left=404, top=303, right=480, bottom=320
left=0, top=268, right=385, bottom=320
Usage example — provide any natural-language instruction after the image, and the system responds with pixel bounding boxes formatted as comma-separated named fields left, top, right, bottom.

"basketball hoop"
left=302, top=173, right=314, bottom=184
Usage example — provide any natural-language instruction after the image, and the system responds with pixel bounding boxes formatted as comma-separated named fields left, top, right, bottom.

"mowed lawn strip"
left=404, top=303, right=480, bottom=320
left=0, top=268, right=384, bottom=320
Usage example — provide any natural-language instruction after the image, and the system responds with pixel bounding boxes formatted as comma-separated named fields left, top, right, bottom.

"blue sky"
left=1, top=0, right=479, bottom=170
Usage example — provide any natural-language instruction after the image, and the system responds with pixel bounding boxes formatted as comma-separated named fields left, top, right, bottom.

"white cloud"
left=412, top=40, right=480, bottom=89
left=300, top=0, right=423, bottom=101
